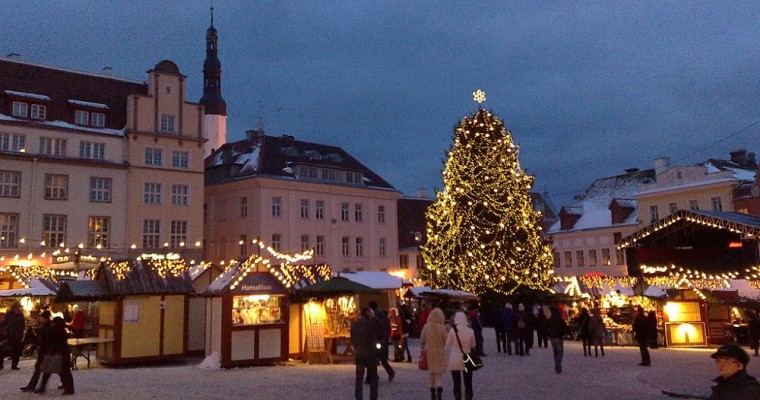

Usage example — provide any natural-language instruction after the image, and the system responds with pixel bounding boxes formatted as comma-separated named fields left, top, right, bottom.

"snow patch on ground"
left=198, top=352, right=221, bottom=370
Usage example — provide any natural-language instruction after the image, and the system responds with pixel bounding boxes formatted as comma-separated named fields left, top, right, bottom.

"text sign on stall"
left=231, top=273, right=289, bottom=295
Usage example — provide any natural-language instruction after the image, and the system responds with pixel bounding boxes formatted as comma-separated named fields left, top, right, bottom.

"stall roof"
left=94, top=259, right=194, bottom=296
left=0, top=278, right=57, bottom=297
left=714, top=279, right=760, bottom=301
left=341, top=271, right=403, bottom=290
left=56, top=280, right=111, bottom=302
left=405, top=286, right=479, bottom=301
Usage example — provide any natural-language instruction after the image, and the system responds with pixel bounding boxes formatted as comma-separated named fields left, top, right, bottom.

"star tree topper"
left=472, top=89, right=486, bottom=104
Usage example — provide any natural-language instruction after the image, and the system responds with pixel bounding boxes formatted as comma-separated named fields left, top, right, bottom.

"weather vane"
left=473, top=89, right=486, bottom=104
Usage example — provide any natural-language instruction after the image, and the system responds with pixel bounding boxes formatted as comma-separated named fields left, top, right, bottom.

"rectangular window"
left=91, top=112, right=105, bottom=127
left=301, top=235, right=310, bottom=252
left=341, top=236, right=350, bottom=256
left=142, top=219, right=161, bottom=249
left=271, top=234, right=281, bottom=252
left=576, top=250, right=585, bottom=267
left=0, top=132, right=26, bottom=152
left=341, top=203, right=350, bottom=221
left=39, top=137, right=66, bottom=156
left=379, top=238, right=386, bottom=257
left=89, top=177, right=112, bottom=202
left=240, top=197, right=248, bottom=218
left=144, top=147, right=162, bottom=166
left=564, top=251, right=573, bottom=268
left=79, top=142, right=105, bottom=159
left=602, top=248, right=611, bottom=266
left=613, top=232, right=624, bottom=265
left=170, top=220, right=187, bottom=248
left=272, top=197, right=282, bottom=217
left=346, top=172, right=355, bottom=184
left=300, top=199, right=309, bottom=219
left=649, top=205, right=659, bottom=223
left=315, top=200, right=325, bottom=220
left=416, top=255, right=424, bottom=269
left=12, top=102, right=28, bottom=117
left=239, top=235, right=247, bottom=258
left=354, top=203, right=363, bottom=222
left=298, top=166, right=317, bottom=179
left=144, top=182, right=162, bottom=204
left=316, top=235, right=325, bottom=256
left=44, top=174, right=68, bottom=200
left=355, top=237, right=364, bottom=257
left=171, top=184, right=189, bottom=206
left=668, top=202, right=678, bottom=215
left=0, top=213, right=19, bottom=248
left=0, top=170, right=21, bottom=197
left=689, top=199, right=699, bottom=211
left=43, top=214, right=66, bottom=248
left=75, top=110, right=90, bottom=125
left=378, top=205, right=386, bottom=223
left=588, top=249, right=598, bottom=267
left=87, top=216, right=110, bottom=248
left=400, top=254, right=409, bottom=269
left=30, top=104, right=46, bottom=120
left=553, top=252, right=560, bottom=269
left=172, top=151, right=189, bottom=169
left=711, top=196, right=723, bottom=211
left=160, top=114, right=176, bottom=132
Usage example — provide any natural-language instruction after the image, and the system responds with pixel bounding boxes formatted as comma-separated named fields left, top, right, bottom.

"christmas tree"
left=420, top=90, right=554, bottom=294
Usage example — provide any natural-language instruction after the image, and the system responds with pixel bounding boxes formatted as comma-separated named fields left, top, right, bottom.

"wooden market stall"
left=187, top=263, right=225, bottom=356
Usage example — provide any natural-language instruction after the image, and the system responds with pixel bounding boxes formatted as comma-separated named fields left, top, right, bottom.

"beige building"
left=204, top=131, right=401, bottom=272
left=0, top=56, right=205, bottom=267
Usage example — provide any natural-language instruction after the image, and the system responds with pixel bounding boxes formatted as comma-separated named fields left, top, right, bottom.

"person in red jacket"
left=66, top=305, right=86, bottom=338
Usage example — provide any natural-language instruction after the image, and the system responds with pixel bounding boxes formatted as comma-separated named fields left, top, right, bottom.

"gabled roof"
left=91, top=259, right=194, bottom=296
left=205, top=133, right=395, bottom=190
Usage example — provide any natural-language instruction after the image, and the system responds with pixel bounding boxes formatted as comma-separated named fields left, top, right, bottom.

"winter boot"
left=436, top=387, right=443, bottom=400
left=430, top=387, right=437, bottom=400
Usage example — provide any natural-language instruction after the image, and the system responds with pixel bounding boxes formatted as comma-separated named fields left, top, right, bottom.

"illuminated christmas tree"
left=420, top=90, right=554, bottom=294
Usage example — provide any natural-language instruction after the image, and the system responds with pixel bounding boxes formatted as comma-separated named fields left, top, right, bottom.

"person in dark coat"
left=20, top=310, right=53, bottom=392
left=632, top=308, right=651, bottom=366
left=399, top=304, right=413, bottom=362
left=351, top=307, right=383, bottom=400
left=494, top=305, right=506, bottom=354
left=5, top=301, right=26, bottom=370
left=34, top=317, right=74, bottom=395
left=515, top=303, right=534, bottom=355
left=467, top=305, right=486, bottom=357
left=708, top=343, right=760, bottom=400
left=546, top=306, right=567, bottom=373
left=501, top=303, right=515, bottom=355
left=577, top=308, right=591, bottom=356
left=646, top=310, right=659, bottom=349
left=535, top=307, right=548, bottom=349
left=367, top=301, right=395, bottom=382
left=746, top=309, right=760, bottom=357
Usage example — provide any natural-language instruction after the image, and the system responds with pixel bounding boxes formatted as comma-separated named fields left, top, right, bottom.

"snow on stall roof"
left=206, top=264, right=240, bottom=293
left=341, top=271, right=402, bottom=290
left=5, top=90, right=51, bottom=100
left=0, top=279, right=56, bottom=297
left=68, top=99, right=110, bottom=109
left=713, top=279, right=760, bottom=301
left=188, top=263, right=212, bottom=281
left=644, top=285, right=668, bottom=298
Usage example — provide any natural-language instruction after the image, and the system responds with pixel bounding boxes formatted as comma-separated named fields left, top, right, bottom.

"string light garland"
left=420, top=97, right=554, bottom=295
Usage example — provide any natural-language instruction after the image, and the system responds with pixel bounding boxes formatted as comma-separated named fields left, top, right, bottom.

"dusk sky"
left=3, top=1, right=760, bottom=208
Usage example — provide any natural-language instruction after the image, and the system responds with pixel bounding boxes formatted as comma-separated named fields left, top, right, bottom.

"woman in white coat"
left=445, top=311, right=476, bottom=400
left=420, top=308, right=448, bottom=400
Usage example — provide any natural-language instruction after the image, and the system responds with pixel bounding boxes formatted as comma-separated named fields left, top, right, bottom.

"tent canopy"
left=296, top=277, right=378, bottom=299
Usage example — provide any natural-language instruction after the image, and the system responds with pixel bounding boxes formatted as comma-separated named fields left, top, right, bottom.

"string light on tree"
left=420, top=90, right=554, bottom=294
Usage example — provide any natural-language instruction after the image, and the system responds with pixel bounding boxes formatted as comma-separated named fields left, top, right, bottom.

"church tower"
left=200, top=5, right=227, bottom=157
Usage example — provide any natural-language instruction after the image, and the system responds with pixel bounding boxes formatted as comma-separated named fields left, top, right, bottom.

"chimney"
left=730, top=149, right=748, bottom=166
left=417, top=188, right=428, bottom=199
left=102, top=66, right=113, bottom=75
left=6, top=53, right=20, bottom=58
left=654, top=157, right=669, bottom=175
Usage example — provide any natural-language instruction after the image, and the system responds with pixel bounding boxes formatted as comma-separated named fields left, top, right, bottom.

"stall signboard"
left=52, top=254, right=100, bottom=265
left=230, top=273, right=289, bottom=295
left=664, top=322, right=707, bottom=347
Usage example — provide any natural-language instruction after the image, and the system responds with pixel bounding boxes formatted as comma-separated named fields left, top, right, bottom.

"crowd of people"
left=0, top=302, right=88, bottom=395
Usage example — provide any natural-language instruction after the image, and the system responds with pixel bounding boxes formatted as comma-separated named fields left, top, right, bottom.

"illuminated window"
left=88, top=216, right=110, bottom=248
left=601, top=248, right=611, bottom=266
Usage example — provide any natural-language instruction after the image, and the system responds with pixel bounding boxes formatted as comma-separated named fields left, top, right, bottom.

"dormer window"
left=75, top=110, right=90, bottom=125
left=91, top=112, right=105, bottom=127
left=30, top=104, right=46, bottom=120
left=12, top=102, right=28, bottom=118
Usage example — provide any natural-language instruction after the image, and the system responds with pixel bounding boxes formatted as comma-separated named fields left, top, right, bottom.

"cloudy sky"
left=3, top=1, right=760, bottom=207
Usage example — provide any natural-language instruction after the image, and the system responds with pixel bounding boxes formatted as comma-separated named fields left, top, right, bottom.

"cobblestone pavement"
left=2, top=329, right=758, bottom=399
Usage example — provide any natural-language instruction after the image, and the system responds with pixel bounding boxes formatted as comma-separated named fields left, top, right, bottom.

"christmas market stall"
left=78, top=256, right=194, bottom=365
left=187, top=262, right=225, bottom=355
left=341, top=271, right=404, bottom=311
left=620, top=209, right=760, bottom=346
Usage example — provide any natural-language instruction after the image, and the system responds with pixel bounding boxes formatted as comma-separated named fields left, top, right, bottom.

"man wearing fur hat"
left=709, top=343, right=760, bottom=400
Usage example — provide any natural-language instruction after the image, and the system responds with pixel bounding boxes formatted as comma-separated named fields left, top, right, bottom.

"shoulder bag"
left=418, top=349, right=428, bottom=370
left=40, top=353, right=63, bottom=374
left=453, top=326, right=482, bottom=372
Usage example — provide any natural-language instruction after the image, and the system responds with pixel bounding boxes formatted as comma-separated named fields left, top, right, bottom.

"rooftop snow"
left=0, top=113, right=124, bottom=136
left=5, top=90, right=51, bottom=100
left=68, top=99, right=110, bottom=109
left=341, top=271, right=402, bottom=290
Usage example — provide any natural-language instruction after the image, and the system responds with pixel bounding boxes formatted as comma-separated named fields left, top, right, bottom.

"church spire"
left=200, top=2, right=227, bottom=116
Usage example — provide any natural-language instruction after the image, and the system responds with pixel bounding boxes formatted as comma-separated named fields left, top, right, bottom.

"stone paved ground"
left=2, top=328, right=759, bottom=399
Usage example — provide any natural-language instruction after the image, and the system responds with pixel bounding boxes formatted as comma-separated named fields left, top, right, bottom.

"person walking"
left=546, top=306, right=568, bottom=373
left=535, top=306, right=548, bottom=349
left=389, top=308, right=404, bottom=362
left=400, top=304, right=413, bottom=362
left=5, top=302, right=25, bottom=370
left=708, top=343, right=760, bottom=399
left=368, top=301, right=395, bottom=382
left=420, top=307, right=448, bottom=400
left=20, top=310, right=53, bottom=392
left=578, top=307, right=591, bottom=357
left=632, top=307, right=651, bottom=366
left=588, top=307, right=606, bottom=357
left=502, top=303, right=516, bottom=355
left=35, top=317, right=74, bottom=395
left=351, top=307, right=383, bottom=400
left=467, top=304, right=486, bottom=357
left=748, top=309, right=760, bottom=357
left=446, top=311, right=476, bottom=400
left=494, top=305, right=506, bottom=354
left=515, top=303, right=533, bottom=355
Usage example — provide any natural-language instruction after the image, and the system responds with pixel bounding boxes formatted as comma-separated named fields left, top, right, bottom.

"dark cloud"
left=4, top=1, right=760, bottom=207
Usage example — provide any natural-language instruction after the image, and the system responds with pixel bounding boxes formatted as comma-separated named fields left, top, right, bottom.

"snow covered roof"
left=612, top=198, right=637, bottom=208
left=714, top=279, right=760, bottom=301
left=5, top=90, right=51, bottom=100
left=68, top=99, right=110, bottom=109
left=341, top=271, right=402, bottom=290
left=0, top=114, right=124, bottom=136
left=0, top=278, right=57, bottom=297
